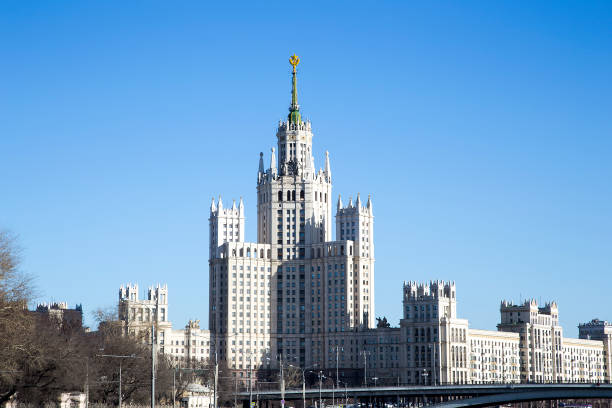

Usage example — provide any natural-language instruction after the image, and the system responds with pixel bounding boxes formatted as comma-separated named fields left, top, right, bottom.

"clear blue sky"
left=1, top=1, right=610, bottom=336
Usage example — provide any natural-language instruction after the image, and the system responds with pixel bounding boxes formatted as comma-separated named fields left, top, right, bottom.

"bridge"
left=237, top=384, right=612, bottom=408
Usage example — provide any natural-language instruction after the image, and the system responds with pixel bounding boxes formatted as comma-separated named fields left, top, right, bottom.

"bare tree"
left=0, top=230, right=35, bottom=403
left=284, top=365, right=303, bottom=389
left=0, top=229, right=185, bottom=405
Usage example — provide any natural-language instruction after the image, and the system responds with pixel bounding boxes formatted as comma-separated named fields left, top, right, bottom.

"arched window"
left=239, top=248, right=244, bottom=257
left=315, top=192, right=318, bottom=201
left=292, top=190, right=296, bottom=201
left=278, top=191, right=283, bottom=202
left=267, top=249, right=271, bottom=259
left=310, top=248, right=315, bottom=258
left=260, top=249, right=264, bottom=258
left=317, top=248, right=321, bottom=258
left=300, top=190, right=304, bottom=200
left=246, top=248, right=251, bottom=257
left=287, top=191, right=291, bottom=201
left=325, top=193, right=327, bottom=203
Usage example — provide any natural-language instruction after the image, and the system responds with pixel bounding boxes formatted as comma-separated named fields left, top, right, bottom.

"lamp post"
left=214, top=352, right=219, bottom=408
left=249, top=354, right=253, bottom=408
left=143, top=303, right=159, bottom=408
left=318, top=370, right=325, bottom=408
left=334, top=346, right=343, bottom=407
left=421, top=369, right=428, bottom=385
left=372, top=377, right=379, bottom=408
left=337, top=380, right=348, bottom=407
left=85, top=358, right=89, bottom=408
left=360, top=350, right=369, bottom=387
left=289, top=364, right=319, bottom=408
left=280, top=355, right=285, bottom=408
left=97, top=354, right=139, bottom=408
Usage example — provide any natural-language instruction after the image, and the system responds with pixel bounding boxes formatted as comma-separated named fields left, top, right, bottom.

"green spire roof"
left=288, top=54, right=301, bottom=124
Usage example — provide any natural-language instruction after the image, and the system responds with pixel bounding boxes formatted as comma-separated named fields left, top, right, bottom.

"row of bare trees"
left=0, top=230, right=226, bottom=405
left=0, top=229, right=324, bottom=405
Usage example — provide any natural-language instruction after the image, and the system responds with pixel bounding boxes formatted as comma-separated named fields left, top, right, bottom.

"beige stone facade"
left=468, top=329, right=520, bottom=384
left=118, top=283, right=211, bottom=366
left=397, top=281, right=611, bottom=385
left=115, top=59, right=612, bottom=386
left=208, top=62, right=375, bottom=373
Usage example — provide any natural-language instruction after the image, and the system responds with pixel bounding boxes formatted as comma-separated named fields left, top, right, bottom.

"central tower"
left=257, top=54, right=332, bottom=257
left=209, top=55, right=375, bottom=372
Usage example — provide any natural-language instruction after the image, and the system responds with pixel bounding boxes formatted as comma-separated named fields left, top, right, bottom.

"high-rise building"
left=112, top=56, right=612, bottom=386
left=208, top=55, right=375, bottom=371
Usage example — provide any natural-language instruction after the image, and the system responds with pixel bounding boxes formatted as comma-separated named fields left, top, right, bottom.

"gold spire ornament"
left=289, top=54, right=300, bottom=73
left=288, top=54, right=301, bottom=124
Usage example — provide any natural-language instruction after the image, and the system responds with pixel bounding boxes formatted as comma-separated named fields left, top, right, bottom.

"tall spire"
left=325, top=150, right=331, bottom=179
left=288, top=54, right=301, bottom=124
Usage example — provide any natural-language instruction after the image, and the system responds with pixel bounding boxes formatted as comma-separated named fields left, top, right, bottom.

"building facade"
left=118, top=283, right=212, bottom=366
left=113, top=56, right=612, bottom=386
left=208, top=55, right=375, bottom=373
left=396, top=281, right=611, bottom=385
left=35, top=301, right=83, bottom=328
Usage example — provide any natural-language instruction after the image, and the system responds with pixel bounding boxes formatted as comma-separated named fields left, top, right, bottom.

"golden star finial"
left=289, top=54, right=300, bottom=73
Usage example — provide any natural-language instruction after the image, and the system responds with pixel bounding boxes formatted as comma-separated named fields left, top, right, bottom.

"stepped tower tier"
left=256, top=55, right=332, bottom=252
left=209, top=55, right=374, bottom=371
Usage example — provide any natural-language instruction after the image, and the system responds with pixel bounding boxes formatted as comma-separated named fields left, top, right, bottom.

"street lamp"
left=337, top=380, right=348, bottom=407
left=372, top=376, right=379, bottom=408
left=317, top=370, right=326, bottom=408
left=289, top=363, right=319, bottom=408
left=421, top=369, right=428, bottom=385
left=360, top=350, right=370, bottom=387
left=97, top=354, right=140, bottom=408
left=334, top=346, right=343, bottom=408
left=266, top=353, right=286, bottom=408
left=143, top=303, right=159, bottom=408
